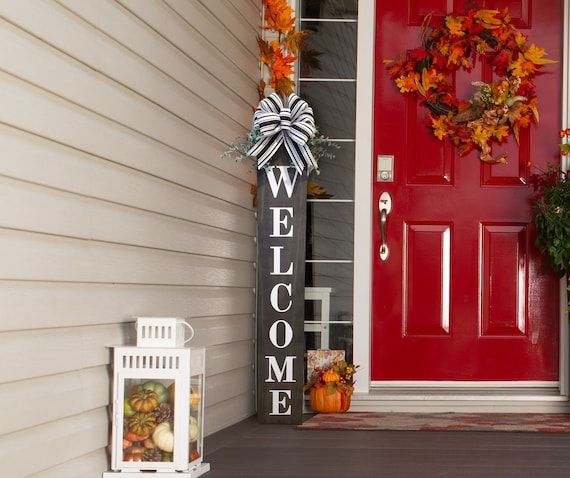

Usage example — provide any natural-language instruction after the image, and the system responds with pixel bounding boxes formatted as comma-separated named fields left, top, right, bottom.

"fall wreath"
left=385, top=9, right=556, bottom=164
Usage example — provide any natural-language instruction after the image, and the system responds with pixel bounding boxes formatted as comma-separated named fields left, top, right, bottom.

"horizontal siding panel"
left=0, top=23, right=248, bottom=171
left=198, top=0, right=259, bottom=58
left=28, top=449, right=108, bottom=478
left=0, top=316, right=252, bottom=382
left=0, top=177, right=255, bottom=261
left=0, top=282, right=254, bottom=331
left=0, top=407, right=108, bottom=478
left=0, top=71, right=255, bottom=198
left=1, top=0, right=255, bottom=133
left=0, top=324, right=127, bottom=383
left=229, top=0, right=262, bottom=29
left=165, top=0, right=259, bottom=81
left=111, top=0, right=258, bottom=100
left=189, top=315, right=254, bottom=348
left=205, top=366, right=254, bottom=408
left=0, top=126, right=256, bottom=232
left=0, top=229, right=255, bottom=286
left=0, top=367, right=109, bottom=435
left=204, top=392, right=255, bottom=436
left=206, top=340, right=254, bottom=377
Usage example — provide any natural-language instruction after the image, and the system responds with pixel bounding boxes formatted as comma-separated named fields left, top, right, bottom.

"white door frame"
left=353, top=0, right=570, bottom=396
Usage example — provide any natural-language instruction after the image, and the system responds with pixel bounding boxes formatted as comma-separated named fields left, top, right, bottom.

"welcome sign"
left=256, top=150, right=306, bottom=425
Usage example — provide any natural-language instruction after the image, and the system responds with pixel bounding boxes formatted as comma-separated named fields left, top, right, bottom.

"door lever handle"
left=378, top=192, right=392, bottom=261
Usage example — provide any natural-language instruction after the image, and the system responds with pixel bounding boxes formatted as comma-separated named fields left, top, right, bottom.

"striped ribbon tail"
left=247, top=93, right=317, bottom=174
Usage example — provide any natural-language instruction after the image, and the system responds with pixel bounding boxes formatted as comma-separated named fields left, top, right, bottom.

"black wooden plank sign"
left=256, top=148, right=307, bottom=425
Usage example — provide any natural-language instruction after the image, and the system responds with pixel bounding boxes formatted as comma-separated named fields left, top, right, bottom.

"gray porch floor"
left=203, top=415, right=570, bottom=477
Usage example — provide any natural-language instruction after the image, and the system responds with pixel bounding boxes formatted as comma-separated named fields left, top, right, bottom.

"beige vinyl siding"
left=0, top=0, right=260, bottom=476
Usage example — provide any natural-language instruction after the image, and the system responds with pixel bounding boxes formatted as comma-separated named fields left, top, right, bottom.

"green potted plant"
left=530, top=130, right=570, bottom=306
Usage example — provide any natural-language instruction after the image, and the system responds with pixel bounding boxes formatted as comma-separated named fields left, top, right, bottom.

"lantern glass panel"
left=123, top=378, right=176, bottom=463
left=189, top=374, right=203, bottom=461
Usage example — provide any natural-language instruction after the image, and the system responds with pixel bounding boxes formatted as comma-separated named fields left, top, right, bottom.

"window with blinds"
left=298, top=0, right=358, bottom=362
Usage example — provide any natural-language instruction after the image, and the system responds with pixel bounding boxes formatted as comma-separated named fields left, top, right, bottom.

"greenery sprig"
left=221, top=129, right=339, bottom=170
left=531, top=163, right=570, bottom=277
left=304, top=360, right=359, bottom=397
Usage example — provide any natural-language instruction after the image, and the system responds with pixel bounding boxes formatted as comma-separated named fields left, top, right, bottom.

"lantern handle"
left=181, top=321, right=195, bottom=344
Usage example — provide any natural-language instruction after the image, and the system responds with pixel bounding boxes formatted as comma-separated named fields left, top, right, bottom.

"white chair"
left=304, top=287, right=333, bottom=349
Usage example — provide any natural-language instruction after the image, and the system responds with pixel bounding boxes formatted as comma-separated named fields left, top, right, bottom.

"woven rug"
left=297, top=412, right=570, bottom=433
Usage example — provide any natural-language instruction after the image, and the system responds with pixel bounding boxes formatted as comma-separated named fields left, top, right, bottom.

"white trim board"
left=559, top=0, right=570, bottom=398
left=352, top=0, right=570, bottom=402
left=352, top=0, right=375, bottom=395
left=371, top=381, right=560, bottom=389
left=350, top=395, right=570, bottom=414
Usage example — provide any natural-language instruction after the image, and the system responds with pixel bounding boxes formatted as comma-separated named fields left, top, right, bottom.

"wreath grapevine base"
left=385, top=9, right=556, bottom=164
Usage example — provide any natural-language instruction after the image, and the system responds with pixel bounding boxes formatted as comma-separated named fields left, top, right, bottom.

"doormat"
left=297, top=412, right=570, bottom=433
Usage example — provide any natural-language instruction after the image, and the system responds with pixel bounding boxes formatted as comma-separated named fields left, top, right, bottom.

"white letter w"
left=265, top=166, right=299, bottom=199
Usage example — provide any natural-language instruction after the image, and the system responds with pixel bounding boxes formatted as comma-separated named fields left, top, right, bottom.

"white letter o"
left=269, top=320, right=293, bottom=349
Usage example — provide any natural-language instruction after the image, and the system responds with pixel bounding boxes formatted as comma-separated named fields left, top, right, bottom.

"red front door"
left=372, top=0, right=562, bottom=381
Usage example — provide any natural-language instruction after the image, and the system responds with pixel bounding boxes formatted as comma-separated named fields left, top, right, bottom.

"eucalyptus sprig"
left=221, top=129, right=339, bottom=173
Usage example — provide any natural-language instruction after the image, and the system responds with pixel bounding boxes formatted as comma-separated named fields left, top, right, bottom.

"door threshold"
left=350, top=389, right=570, bottom=413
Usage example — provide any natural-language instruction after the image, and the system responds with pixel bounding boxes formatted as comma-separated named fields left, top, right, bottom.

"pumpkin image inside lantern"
left=189, top=374, right=204, bottom=462
left=122, top=378, right=176, bottom=463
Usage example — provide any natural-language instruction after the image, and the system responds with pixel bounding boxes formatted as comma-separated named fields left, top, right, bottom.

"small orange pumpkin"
left=322, top=370, right=341, bottom=383
left=309, top=387, right=351, bottom=413
left=124, top=431, right=149, bottom=442
left=129, top=389, right=159, bottom=412
left=123, top=452, right=144, bottom=462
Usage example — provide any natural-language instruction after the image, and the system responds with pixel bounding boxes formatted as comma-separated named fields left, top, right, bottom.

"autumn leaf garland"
left=385, top=9, right=556, bottom=164
left=258, top=0, right=309, bottom=98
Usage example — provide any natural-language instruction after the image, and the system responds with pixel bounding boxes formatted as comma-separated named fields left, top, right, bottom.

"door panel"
left=403, top=223, right=451, bottom=336
left=372, top=0, right=561, bottom=381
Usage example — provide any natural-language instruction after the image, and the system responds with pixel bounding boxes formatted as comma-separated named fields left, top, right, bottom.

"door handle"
left=378, top=192, right=392, bottom=261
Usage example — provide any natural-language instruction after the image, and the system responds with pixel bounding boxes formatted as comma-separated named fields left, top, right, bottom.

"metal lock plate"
left=376, top=155, right=394, bottom=182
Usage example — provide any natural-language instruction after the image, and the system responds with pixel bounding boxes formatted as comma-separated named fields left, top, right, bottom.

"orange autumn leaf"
left=523, top=43, right=557, bottom=65
left=395, top=72, right=419, bottom=93
left=263, top=0, right=295, bottom=34
left=474, top=9, right=502, bottom=29
left=515, top=32, right=527, bottom=48
left=515, top=115, right=532, bottom=129
left=257, top=37, right=274, bottom=65
left=447, top=45, right=465, bottom=66
left=472, top=125, right=492, bottom=146
left=508, top=57, right=536, bottom=77
left=476, top=40, right=490, bottom=54
left=505, top=102, right=524, bottom=124
left=270, top=47, right=296, bottom=81
left=282, top=30, right=309, bottom=54
left=492, top=124, right=510, bottom=141
left=513, top=124, right=520, bottom=144
left=271, top=77, right=295, bottom=96
left=445, top=15, right=465, bottom=36
left=431, top=115, right=450, bottom=140
left=415, top=68, right=445, bottom=96
left=257, top=79, right=266, bottom=101
left=422, top=68, right=445, bottom=91
left=526, top=98, right=539, bottom=122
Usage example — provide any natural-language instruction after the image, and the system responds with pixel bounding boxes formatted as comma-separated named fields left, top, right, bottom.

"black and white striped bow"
left=247, top=93, right=318, bottom=174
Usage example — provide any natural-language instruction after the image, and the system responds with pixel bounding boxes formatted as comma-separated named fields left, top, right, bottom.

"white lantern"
left=103, top=318, right=210, bottom=478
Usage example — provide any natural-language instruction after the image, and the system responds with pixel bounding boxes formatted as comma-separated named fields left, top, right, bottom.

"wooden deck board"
left=204, top=416, right=570, bottom=477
